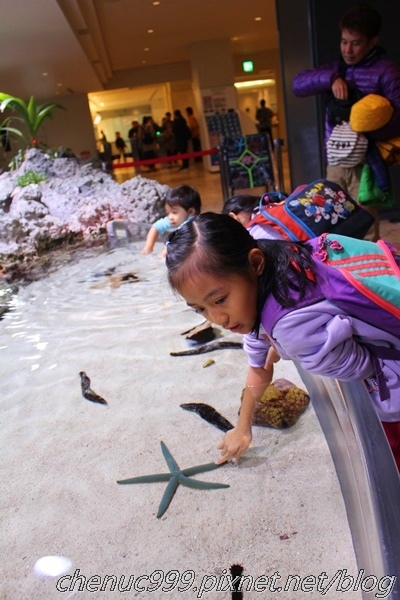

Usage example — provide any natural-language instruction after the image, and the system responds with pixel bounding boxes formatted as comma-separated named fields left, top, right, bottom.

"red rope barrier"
left=111, top=147, right=218, bottom=169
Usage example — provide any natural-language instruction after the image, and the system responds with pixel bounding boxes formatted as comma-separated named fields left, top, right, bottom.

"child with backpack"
left=165, top=212, right=400, bottom=470
left=222, top=179, right=374, bottom=242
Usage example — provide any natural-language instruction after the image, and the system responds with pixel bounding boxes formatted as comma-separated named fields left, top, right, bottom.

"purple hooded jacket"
left=292, top=48, right=400, bottom=191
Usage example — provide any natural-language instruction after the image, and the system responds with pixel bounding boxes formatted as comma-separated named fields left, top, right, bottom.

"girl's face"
left=166, top=203, right=193, bottom=228
left=177, top=249, right=264, bottom=335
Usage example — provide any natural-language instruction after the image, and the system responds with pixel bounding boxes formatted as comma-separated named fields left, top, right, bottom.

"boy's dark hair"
left=166, top=185, right=201, bottom=213
left=222, top=194, right=260, bottom=216
left=186, top=106, right=194, bottom=116
left=339, top=3, right=382, bottom=40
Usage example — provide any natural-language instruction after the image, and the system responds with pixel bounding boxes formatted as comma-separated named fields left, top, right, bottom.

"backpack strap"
left=254, top=193, right=310, bottom=242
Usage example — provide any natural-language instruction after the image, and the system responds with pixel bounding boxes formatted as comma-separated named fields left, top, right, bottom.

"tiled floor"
left=113, top=154, right=400, bottom=247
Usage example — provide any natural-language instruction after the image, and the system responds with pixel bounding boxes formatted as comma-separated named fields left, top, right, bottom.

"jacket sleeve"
left=292, top=61, right=340, bottom=97
left=243, top=330, right=271, bottom=368
left=271, top=302, right=375, bottom=381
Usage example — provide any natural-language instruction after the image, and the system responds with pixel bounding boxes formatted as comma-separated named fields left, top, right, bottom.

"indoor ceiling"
left=1, top=0, right=278, bottom=113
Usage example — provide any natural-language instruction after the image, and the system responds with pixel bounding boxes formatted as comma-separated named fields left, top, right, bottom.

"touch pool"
left=1, top=242, right=363, bottom=600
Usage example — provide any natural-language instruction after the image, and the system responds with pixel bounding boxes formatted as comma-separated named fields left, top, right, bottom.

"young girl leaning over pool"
left=165, top=212, right=400, bottom=470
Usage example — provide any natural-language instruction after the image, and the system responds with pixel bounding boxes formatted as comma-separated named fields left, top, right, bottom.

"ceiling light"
left=93, top=113, right=102, bottom=125
left=144, top=47, right=149, bottom=51
left=153, top=1, right=160, bottom=4
left=255, top=16, right=262, bottom=21
left=42, top=72, right=48, bottom=77
left=234, top=79, right=275, bottom=88
left=147, top=29, right=154, bottom=33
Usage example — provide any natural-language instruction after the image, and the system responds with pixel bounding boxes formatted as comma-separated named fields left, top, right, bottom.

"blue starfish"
left=117, top=441, right=229, bottom=518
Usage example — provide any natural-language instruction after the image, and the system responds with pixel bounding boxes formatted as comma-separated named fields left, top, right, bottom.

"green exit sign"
left=242, top=60, right=254, bottom=73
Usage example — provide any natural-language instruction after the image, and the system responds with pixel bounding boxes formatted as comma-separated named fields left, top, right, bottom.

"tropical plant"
left=0, top=93, right=65, bottom=148
left=7, top=148, right=25, bottom=171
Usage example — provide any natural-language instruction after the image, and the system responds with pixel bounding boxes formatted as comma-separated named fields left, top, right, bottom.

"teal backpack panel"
left=314, top=234, right=400, bottom=320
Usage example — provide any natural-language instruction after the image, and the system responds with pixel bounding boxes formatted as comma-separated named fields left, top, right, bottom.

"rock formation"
left=0, top=149, right=170, bottom=284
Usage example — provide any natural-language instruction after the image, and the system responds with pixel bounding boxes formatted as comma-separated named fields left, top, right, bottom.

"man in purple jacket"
left=292, top=3, right=400, bottom=241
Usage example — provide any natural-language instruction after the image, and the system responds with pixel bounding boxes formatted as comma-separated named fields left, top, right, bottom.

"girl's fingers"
left=216, top=442, right=243, bottom=464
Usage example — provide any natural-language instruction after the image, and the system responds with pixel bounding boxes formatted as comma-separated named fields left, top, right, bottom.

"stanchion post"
left=218, top=144, right=230, bottom=203
left=273, top=138, right=286, bottom=194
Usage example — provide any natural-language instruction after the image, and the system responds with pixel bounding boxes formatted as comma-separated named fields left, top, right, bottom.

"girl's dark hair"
left=166, top=185, right=201, bottom=213
left=222, top=194, right=260, bottom=216
left=166, top=212, right=316, bottom=333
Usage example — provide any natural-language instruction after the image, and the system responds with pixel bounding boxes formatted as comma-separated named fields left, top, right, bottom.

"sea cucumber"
left=170, top=340, right=242, bottom=356
left=180, top=402, right=234, bottom=432
left=79, top=371, right=108, bottom=405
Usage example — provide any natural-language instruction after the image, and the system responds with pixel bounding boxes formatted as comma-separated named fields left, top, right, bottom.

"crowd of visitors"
left=107, top=107, right=202, bottom=172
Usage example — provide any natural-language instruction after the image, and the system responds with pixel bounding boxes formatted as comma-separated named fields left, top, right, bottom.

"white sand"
left=1, top=242, right=361, bottom=599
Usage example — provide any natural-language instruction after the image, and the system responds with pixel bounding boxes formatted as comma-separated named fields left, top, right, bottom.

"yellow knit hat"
left=350, top=94, right=393, bottom=132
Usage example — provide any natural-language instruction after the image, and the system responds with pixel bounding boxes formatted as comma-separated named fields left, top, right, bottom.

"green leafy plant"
left=7, top=148, right=25, bottom=171
left=16, top=170, right=47, bottom=187
left=0, top=93, right=65, bottom=148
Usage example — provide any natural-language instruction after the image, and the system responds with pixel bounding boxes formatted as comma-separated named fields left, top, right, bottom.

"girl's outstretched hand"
left=215, top=427, right=252, bottom=464
left=215, top=358, right=277, bottom=465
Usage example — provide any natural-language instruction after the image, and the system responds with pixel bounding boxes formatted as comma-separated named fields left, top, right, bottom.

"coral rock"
left=241, top=378, right=310, bottom=429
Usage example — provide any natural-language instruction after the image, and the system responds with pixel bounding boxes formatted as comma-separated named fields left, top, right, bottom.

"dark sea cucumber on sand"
left=180, top=403, right=234, bottom=432
left=170, top=340, right=243, bottom=356
left=79, top=371, right=108, bottom=405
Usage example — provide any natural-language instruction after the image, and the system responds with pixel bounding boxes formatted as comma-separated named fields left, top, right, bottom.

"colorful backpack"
left=261, top=234, right=400, bottom=400
left=248, top=179, right=374, bottom=241
left=263, top=233, right=400, bottom=336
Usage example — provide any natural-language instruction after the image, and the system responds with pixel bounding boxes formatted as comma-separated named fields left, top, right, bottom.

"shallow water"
left=1, top=242, right=360, bottom=600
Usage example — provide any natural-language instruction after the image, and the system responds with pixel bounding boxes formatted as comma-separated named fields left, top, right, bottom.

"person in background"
left=114, top=132, right=127, bottom=163
left=127, top=120, right=142, bottom=165
left=141, top=116, right=158, bottom=171
left=99, top=131, right=112, bottom=173
left=292, top=3, right=400, bottom=241
left=173, top=109, right=191, bottom=171
left=161, top=112, right=176, bottom=166
left=255, top=99, right=274, bottom=150
left=140, top=185, right=201, bottom=256
left=186, top=106, right=202, bottom=162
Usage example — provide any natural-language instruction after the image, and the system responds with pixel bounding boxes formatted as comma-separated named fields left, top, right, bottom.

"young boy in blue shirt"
left=141, top=185, right=201, bottom=256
